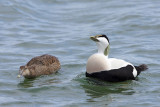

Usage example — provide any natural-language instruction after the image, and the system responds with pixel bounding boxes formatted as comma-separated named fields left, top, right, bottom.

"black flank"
left=86, top=65, right=135, bottom=82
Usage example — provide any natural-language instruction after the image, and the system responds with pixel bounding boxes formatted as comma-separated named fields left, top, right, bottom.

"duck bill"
left=17, top=75, right=21, bottom=78
left=17, top=69, right=22, bottom=78
left=90, top=36, right=99, bottom=42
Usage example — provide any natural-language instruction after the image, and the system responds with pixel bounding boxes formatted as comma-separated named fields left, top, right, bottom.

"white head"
left=90, top=34, right=110, bottom=56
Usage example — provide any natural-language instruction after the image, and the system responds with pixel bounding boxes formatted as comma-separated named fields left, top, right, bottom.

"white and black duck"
left=86, top=34, right=148, bottom=82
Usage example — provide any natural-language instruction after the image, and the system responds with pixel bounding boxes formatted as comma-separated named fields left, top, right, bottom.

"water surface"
left=0, top=0, right=160, bottom=107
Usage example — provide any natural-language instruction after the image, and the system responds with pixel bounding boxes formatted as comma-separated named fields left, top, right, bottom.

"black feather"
left=86, top=65, right=135, bottom=82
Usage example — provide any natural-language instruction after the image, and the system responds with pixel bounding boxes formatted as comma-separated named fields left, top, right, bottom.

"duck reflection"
left=79, top=76, right=135, bottom=99
left=17, top=74, right=61, bottom=88
left=17, top=78, right=35, bottom=88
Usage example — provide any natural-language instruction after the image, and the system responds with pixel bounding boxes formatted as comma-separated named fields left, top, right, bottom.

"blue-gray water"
left=0, top=0, right=160, bottom=107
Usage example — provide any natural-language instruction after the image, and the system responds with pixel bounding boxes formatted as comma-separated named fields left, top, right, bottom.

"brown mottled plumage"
left=18, top=54, right=61, bottom=79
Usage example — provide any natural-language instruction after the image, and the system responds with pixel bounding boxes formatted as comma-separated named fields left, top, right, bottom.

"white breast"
left=86, top=53, right=111, bottom=73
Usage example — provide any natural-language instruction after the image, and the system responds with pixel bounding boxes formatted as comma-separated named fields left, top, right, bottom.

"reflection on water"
left=17, top=74, right=61, bottom=88
left=18, top=78, right=35, bottom=88
left=76, top=74, right=135, bottom=100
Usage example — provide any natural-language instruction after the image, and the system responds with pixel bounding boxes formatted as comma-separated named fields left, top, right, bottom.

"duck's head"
left=90, top=34, right=110, bottom=56
left=17, top=66, right=30, bottom=78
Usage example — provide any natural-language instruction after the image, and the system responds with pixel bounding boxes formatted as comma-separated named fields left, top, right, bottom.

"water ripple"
left=0, top=0, right=160, bottom=106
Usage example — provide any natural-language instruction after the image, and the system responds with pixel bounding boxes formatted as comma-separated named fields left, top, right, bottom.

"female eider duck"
left=18, top=54, right=61, bottom=79
left=86, top=35, right=148, bottom=82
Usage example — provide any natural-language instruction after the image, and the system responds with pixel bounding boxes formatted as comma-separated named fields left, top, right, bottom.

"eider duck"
left=18, top=54, right=61, bottom=79
left=86, top=34, right=148, bottom=82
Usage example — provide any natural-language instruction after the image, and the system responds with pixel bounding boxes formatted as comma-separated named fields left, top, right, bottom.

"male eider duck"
left=18, top=54, right=61, bottom=79
left=86, top=34, right=148, bottom=82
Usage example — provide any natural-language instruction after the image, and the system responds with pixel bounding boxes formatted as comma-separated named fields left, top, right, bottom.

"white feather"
left=108, top=58, right=130, bottom=69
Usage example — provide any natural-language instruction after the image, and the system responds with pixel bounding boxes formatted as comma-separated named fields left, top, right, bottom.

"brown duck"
left=18, top=54, right=61, bottom=79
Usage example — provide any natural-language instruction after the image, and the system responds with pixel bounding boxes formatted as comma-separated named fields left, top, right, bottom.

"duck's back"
left=25, top=54, right=61, bottom=78
left=108, top=58, right=131, bottom=69
left=27, top=54, right=59, bottom=66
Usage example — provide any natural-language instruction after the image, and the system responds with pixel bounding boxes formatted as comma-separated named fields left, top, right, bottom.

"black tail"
left=135, top=64, right=148, bottom=76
